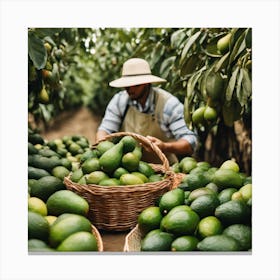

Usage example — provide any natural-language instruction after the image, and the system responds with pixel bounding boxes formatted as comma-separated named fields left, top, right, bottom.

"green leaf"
left=171, top=29, right=187, bottom=49
left=180, top=54, right=201, bottom=77
left=226, top=66, right=239, bottom=101
left=184, top=96, right=192, bottom=125
left=245, top=28, right=252, bottom=48
left=200, top=67, right=212, bottom=100
left=214, top=52, right=230, bottom=72
left=229, top=30, right=246, bottom=66
left=39, top=104, right=52, bottom=123
left=179, top=31, right=201, bottom=66
left=35, top=28, right=63, bottom=38
left=159, top=56, right=176, bottom=79
left=51, top=63, right=60, bottom=84
left=230, top=28, right=246, bottom=49
left=28, top=32, right=47, bottom=69
left=150, top=42, right=165, bottom=68
left=117, top=29, right=131, bottom=43
left=186, top=69, right=204, bottom=103
left=236, top=67, right=244, bottom=103
left=203, top=34, right=224, bottom=58
left=198, top=31, right=208, bottom=45
left=240, top=68, right=252, bottom=106
left=241, top=68, right=252, bottom=96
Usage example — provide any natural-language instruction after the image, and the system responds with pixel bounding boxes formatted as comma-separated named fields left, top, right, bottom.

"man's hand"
left=146, top=135, right=165, bottom=151
left=96, top=130, right=109, bottom=142
left=146, top=135, right=193, bottom=156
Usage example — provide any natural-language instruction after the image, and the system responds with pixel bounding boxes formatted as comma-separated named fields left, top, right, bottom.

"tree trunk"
left=201, top=120, right=251, bottom=175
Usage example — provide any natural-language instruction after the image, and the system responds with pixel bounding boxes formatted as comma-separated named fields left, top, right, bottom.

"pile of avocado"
left=69, top=135, right=164, bottom=186
left=137, top=157, right=252, bottom=252
left=28, top=129, right=100, bottom=252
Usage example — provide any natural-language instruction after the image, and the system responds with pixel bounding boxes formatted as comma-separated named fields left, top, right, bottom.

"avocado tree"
left=28, top=28, right=97, bottom=125
left=177, top=28, right=252, bottom=174
left=127, top=28, right=252, bottom=173
left=28, top=28, right=252, bottom=173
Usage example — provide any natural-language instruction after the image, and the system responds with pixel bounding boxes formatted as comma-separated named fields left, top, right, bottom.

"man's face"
left=125, top=84, right=150, bottom=101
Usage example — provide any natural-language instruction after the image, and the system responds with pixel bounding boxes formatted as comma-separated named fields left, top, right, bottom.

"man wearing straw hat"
left=96, top=58, right=198, bottom=164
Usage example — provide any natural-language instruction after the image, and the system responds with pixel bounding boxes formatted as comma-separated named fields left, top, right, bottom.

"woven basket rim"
left=123, top=224, right=141, bottom=252
left=91, top=224, right=103, bottom=252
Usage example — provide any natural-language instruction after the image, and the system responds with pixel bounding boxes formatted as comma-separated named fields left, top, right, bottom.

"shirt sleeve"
left=163, top=96, right=198, bottom=151
left=97, top=92, right=128, bottom=134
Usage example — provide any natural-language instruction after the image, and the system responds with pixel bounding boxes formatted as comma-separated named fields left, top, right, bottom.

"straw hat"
left=109, top=58, right=166, bottom=88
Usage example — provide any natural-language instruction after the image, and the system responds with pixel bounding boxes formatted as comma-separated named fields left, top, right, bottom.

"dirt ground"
left=41, top=107, right=128, bottom=252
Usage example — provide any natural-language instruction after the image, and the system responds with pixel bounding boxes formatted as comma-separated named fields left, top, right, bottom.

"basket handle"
left=92, top=132, right=170, bottom=171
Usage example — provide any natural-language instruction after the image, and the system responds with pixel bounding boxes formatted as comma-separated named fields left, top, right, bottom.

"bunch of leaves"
left=28, top=28, right=95, bottom=124
left=168, top=28, right=252, bottom=130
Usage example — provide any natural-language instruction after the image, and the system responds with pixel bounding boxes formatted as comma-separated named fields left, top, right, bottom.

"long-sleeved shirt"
left=97, top=87, right=198, bottom=151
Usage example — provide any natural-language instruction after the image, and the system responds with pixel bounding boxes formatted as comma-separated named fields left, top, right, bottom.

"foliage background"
left=28, top=27, right=252, bottom=173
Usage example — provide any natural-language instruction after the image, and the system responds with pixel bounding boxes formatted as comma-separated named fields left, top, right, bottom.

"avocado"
left=218, top=188, right=238, bottom=204
left=49, top=213, right=92, bottom=248
left=70, top=168, right=84, bottom=183
left=57, top=231, right=98, bottom=252
left=188, top=187, right=215, bottom=203
left=99, top=178, right=121, bottom=186
left=96, top=140, right=115, bottom=155
left=120, top=135, right=137, bottom=153
left=28, top=166, right=50, bottom=179
left=38, top=148, right=60, bottom=158
left=122, top=152, right=140, bottom=172
left=119, top=174, right=144, bottom=185
left=30, top=176, right=66, bottom=202
left=197, top=234, right=240, bottom=251
left=141, top=229, right=174, bottom=251
left=215, top=200, right=250, bottom=225
left=113, top=167, right=129, bottom=179
left=28, top=142, right=38, bottom=155
left=161, top=208, right=200, bottom=235
left=29, top=154, right=61, bottom=172
left=80, top=150, right=97, bottom=163
left=171, top=236, right=199, bottom=251
left=138, top=206, right=163, bottom=235
left=46, top=190, right=89, bottom=216
left=28, top=133, right=45, bottom=145
left=223, top=224, right=252, bottom=251
left=181, top=159, right=197, bottom=174
left=28, top=211, right=49, bottom=242
left=148, top=174, right=163, bottom=182
left=60, top=158, right=72, bottom=170
left=190, top=194, right=220, bottom=218
left=159, top=188, right=185, bottom=214
left=212, top=169, right=243, bottom=189
left=51, top=166, right=70, bottom=180
left=205, top=71, right=224, bottom=101
left=185, top=172, right=211, bottom=190
left=28, top=239, right=49, bottom=249
left=81, top=158, right=100, bottom=174
left=99, top=142, right=124, bottom=173
left=138, top=161, right=155, bottom=177
left=131, top=145, right=142, bottom=159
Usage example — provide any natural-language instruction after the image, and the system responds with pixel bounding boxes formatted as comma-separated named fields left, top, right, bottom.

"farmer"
left=96, top=58, right=198, bottom=164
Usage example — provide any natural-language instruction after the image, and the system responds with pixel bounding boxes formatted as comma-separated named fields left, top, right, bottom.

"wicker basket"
left=64, top=132, right=175, bottom=232
left=91, top=224, right=104, bottom=251
left=123, top=224, right=142, bottom=252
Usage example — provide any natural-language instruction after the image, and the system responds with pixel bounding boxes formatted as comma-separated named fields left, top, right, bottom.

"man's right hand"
left=95, top=130, right=109, bottom=142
